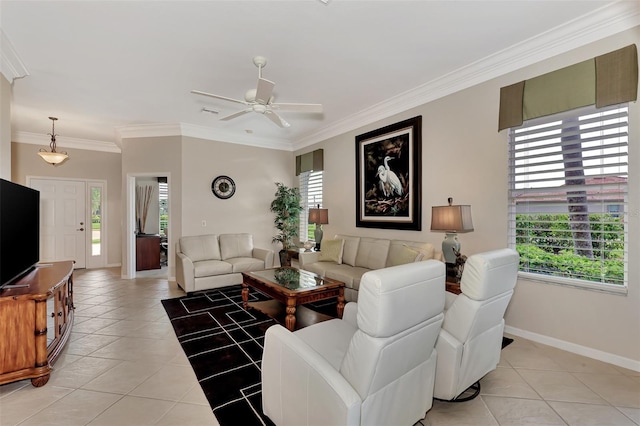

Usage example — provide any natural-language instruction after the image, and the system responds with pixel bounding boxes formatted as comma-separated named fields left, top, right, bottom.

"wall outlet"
left=201, top=220, right=206, bottom=227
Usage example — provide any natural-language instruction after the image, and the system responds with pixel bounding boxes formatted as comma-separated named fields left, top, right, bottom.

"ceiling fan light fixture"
left=191, top=55, right=322, bottom=128
left=38, top=117, right=68, bottom=166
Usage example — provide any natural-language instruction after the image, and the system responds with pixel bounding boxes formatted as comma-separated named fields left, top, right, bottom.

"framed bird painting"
left=355, top=116, right=422, bottom=230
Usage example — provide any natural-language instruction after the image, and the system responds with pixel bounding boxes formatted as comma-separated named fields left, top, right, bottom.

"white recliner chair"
left=433, top=248, right=519, bottom=401
left=261, top=260, right=446, bottom=426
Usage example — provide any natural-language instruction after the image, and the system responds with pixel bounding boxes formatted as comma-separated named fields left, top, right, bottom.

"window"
left=90, top=186, right=102, bottom=256
left=159, top=181, right=168, bottom=236
left=508, top=103, right=628, bottom=291
left=298, top=170, right=323, bottom=242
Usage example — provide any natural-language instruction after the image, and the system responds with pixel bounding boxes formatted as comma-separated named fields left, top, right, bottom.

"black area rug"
left=161, top=285, right=277, bottom=426
left=502, top=336, right=514, bottom=349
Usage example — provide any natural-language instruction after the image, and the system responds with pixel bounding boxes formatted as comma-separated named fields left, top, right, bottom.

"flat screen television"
left=0, top=179, right=40, bottom=288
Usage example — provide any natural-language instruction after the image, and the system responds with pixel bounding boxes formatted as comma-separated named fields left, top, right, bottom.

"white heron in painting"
left=376, top=165, right=390, bottom=197
left=383, top=156, right=403, bottom=196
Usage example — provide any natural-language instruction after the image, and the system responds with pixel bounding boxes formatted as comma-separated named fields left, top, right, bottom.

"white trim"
left=504, top=325, right=640, bottom=372
left=1, top=30, right=29, bottom=82
left=123, top=172, right=173, bottom=280
left=13, top=132, right=121, bottom=153
left=115, top=122, right=293, bottom=152
left=293, top=1, right=640, bottom=150
left=517, top=272, right=628, bottom=296
left=123, top=175, right=137, bottom=280
left=86, top=180, right=107, bottom=269
left=26, top=175, right=98, bottom=269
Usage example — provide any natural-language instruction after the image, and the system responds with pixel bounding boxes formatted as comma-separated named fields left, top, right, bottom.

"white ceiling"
left=2, top=1, right=638, bottom=152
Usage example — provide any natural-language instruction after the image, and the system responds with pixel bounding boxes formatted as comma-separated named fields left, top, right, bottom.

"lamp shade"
left=430, top=205, right=474, bottom=233
left=308, top=208, right=329, bottom=225
left=38, top=150, right=69, bottom=165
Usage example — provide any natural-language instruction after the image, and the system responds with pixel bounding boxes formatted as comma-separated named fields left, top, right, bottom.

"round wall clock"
left=211, top=175, right=236, bottom=199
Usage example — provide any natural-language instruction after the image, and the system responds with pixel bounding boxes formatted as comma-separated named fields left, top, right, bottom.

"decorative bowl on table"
left=303, top=241, right=315, bottom=251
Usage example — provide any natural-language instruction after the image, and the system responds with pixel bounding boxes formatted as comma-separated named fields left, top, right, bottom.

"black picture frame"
left=355, top=116, right=422, bottom=230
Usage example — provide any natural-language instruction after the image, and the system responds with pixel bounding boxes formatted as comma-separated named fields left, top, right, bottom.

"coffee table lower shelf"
left=247, top=299, right=336, bottom=331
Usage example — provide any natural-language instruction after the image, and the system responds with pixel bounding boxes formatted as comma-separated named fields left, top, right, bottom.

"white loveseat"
left=299, top=234, right=443, bottom=302
left=175, top=233, right=274, bottom=293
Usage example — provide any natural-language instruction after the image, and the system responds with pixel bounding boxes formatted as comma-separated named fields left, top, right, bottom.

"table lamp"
left=430, top=197, right=474, bottom=264
left=308, top=205, right=329, bottom=251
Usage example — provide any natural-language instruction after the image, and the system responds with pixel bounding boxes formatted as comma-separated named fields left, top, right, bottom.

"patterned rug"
left=161, top=285, right=277, bottom=426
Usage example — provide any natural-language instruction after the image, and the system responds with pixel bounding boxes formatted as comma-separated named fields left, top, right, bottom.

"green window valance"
left=498, top=44, right=638, bottom=131
left=295, top=149, right=323, bottom=176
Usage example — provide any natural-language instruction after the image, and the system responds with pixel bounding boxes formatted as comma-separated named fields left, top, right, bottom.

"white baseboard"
left=504, top=325, right=640, bottom=373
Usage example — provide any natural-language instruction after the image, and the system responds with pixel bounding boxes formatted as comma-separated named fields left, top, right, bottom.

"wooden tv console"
left=0, top=261, right=74, bottom=387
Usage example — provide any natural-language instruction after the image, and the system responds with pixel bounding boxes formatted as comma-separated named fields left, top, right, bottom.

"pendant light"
left=38, top=117, right=68, bottom=166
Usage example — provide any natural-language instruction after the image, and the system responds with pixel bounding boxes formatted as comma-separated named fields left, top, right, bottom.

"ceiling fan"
left=191, top=56, right=323, bottom=128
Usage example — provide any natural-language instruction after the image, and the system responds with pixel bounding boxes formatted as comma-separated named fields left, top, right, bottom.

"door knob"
left=77, top=227, right=84, bottom=231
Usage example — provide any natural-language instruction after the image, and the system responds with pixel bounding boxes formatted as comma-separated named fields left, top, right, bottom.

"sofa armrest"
left=175, top=247, right=195, bottom=293
left=262, top=325, right=361, bottom=426
left=252, top=247, right=274, bottom=269
left=299, top=251, right=321, bottom=266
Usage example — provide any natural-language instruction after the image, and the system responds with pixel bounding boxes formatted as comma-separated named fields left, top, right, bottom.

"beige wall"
left=0, top=75, right=11, bottom=179
left=181, top=136, right=294, bottom=252
left=296, top=28, right=640, bottom=366
left=11, top=142, right=122, bottom=267
left=121, top=136, right=182, bottom=278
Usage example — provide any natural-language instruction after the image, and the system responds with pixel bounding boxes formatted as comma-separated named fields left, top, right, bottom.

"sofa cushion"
left=335, top=235, right=360, bottom=266
left=180, top=234, right=221, bottom=262
left=226, top=257, right=265, bottom=273
left=219, top=233, right=253, bottom=260
left=193, top=259, right=232, bottom=278
left=387, top=240, right=436, bottom=267
left=355, top=238, right=390, bottom=270
left=388, top=244, right=422, bottom=267
left=319, top=239, right=344, bottom=263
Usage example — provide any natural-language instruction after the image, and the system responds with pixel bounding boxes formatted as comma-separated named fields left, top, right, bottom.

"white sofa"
left=262, top=260, right=446, bottom=425
left=299, top=234, right=443, bottom=302
left=175, top=233, right=274, bottom=293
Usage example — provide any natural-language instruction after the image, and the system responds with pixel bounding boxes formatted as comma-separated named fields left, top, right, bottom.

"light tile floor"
left=0, top=267, right=638, bottom=425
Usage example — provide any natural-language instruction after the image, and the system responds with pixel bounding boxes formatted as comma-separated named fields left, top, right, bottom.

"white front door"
left=29, top=178, right=86, bottom=268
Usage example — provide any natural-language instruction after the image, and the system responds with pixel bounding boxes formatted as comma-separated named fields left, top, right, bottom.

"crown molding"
left=12, top=131, right=121, bottom=153
left=116, top=122, right=294, bottom=151
left=294, top=1, right=640, bottom=150
left=1, top=30, right=29, bottom=82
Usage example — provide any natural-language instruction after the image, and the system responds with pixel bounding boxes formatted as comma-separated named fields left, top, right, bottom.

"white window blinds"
left=299, top=170, right=323, bottom=242
left=508, top=103, right=628, bottom=288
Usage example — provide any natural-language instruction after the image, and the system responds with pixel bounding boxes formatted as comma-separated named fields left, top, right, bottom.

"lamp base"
left=442, top=232, right=460, bottom=264
left=314, top=225, right=323, bottom=251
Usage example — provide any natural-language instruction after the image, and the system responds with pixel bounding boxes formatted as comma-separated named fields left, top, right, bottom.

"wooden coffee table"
left=241, top=267, right=345, bottom=331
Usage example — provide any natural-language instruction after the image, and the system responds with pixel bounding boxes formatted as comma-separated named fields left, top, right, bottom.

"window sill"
left=517, top=272, right=628, bottom=296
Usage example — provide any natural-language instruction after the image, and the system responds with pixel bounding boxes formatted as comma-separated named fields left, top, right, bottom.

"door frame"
left=123, top=172, right=172, bottom=280
left=26, top=176, right=107, bottom=269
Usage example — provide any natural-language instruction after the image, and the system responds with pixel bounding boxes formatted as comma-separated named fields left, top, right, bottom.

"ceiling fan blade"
left=270, top=103, right=323, bottom=113
left=264, top=111, right=291, bottom=128
left=255, top=78, right=275, bottom=104
left=191, top=90, right=248, bottom=105
left=220, top=109, right=252, bottom=121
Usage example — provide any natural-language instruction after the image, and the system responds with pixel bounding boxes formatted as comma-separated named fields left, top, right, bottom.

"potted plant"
left=270, top=182, right=303, bottom=266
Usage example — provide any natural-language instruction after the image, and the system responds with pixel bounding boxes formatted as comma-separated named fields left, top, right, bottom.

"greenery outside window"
left=159, top=181, right=168, bottom=235
left=298, top=170, right=323, bottom=243
left=508, top=103, right=628, bottom=292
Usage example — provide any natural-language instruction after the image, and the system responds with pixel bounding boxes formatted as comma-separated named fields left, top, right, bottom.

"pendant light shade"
left=38, top=117, right=68, bottom=166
